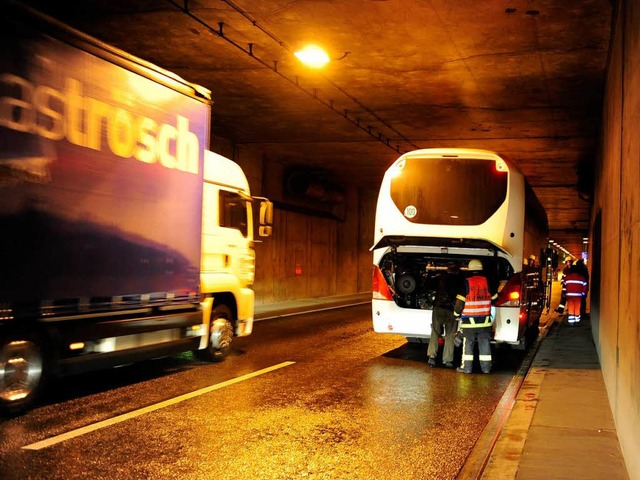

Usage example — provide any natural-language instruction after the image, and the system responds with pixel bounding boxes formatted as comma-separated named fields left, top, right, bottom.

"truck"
left=0, top=1, right=272, bottom=414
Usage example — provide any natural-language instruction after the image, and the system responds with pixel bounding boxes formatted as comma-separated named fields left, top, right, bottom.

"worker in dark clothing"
left=454, top=259, right=498, bottom=374
left=572, top=259, right=590, bottom=318
left=427, top=265, right=462, bottom=368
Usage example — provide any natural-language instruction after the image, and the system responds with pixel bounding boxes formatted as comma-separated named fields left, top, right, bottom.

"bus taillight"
left=496, top=276, right=521, bottom=307
left=372, top=266, right=394, bottom=301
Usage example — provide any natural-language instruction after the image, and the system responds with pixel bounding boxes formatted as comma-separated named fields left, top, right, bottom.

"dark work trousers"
left=427, top=306, right=457, bottom=363
left=460, top=326, right=492, bottom=373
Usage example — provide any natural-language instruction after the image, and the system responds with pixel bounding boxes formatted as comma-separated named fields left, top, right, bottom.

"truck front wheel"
left=0, top=334, right=45, bottom=415
left=197, top=304, right=234, bottom=362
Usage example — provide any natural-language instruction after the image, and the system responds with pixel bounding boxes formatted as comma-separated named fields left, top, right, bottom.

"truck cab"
left=198, top=151, right=272, bottom=361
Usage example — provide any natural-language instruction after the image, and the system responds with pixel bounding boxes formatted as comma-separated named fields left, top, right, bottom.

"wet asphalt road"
left=0, top=304, right=526, bottom=479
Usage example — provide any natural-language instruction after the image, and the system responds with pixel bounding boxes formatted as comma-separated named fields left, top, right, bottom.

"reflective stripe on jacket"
left=565, top=272, right=587, bottom=297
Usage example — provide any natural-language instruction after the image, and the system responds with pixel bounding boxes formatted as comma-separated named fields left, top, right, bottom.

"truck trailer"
left=0, top=1, right=272, bottom=414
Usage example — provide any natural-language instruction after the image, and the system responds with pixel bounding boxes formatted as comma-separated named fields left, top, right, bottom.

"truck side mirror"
left=258, top=199, right=273, bottom=237
left=259, top=225, right=272, bottom=237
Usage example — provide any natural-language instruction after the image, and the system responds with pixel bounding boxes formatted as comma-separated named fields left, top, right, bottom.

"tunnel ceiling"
left=23, top=0, right=612, bottom=258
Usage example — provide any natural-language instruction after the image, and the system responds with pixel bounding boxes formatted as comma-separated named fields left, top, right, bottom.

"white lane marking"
left=23, top=361, right=295, bottom=451
left=255, top=301, right=370, bottom=321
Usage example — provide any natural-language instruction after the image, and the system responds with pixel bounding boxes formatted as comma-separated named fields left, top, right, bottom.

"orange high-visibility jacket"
left=455, top=275, right=498, bottom=327
left=565, top=272, right=587, bottom=297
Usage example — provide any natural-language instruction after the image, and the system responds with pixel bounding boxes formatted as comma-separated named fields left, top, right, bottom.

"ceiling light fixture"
left=175, top=1, right=416, bottom=153
left=294, top=45, right=330, bottom=68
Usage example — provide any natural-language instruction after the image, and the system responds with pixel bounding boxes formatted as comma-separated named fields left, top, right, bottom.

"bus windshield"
left=389, top=156, right=508, bottom=225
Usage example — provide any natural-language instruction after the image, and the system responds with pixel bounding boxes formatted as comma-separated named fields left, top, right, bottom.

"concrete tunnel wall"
left=594, top=0, right=640, bottom=477
left=209, top=135, right=379, bottom=305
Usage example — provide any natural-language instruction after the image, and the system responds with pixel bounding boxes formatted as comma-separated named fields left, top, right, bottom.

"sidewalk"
left=481, top=314, right=629, bottom=480
left=252, top=294, right=630, bottom=479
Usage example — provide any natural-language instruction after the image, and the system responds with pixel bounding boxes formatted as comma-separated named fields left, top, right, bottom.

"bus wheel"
left=0, top=334, right=46, bottom=415
left=197, top=304, right=234, bottom=363
left=527, top=318, right=541, bottom=343
left=513, top=334, right=527, bottom=351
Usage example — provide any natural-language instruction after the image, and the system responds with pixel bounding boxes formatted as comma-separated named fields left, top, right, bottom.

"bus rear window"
left=390, top=157, right=508, bottom=225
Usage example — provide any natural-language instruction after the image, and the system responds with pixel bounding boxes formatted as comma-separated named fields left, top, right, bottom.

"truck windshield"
left=389, top=157, right=508, bottom=225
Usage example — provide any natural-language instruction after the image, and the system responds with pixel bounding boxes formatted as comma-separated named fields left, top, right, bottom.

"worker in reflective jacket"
left=453, top=259, right=498, bottom=374
left=565, top=267, right=588, bottom=324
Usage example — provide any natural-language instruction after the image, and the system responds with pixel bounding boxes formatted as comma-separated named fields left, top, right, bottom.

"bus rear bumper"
left=373, top=301, right=526, bottom=345
left=372, top=299, right=433, bottom=338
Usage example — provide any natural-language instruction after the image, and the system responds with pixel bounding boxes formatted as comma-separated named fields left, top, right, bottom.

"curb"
left=458, top=313, right=557, bottom=479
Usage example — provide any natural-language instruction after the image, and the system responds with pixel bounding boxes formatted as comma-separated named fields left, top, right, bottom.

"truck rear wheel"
left=197, top=304, right=234, bottom=362
left=0, top=334, right=46, bottom=415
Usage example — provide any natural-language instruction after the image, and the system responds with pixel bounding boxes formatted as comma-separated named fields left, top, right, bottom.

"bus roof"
left=396, top=148, right=523, bottom=175
left=401, top=148, right=501, bottom=158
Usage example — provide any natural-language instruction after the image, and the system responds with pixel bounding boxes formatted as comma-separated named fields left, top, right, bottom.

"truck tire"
left=0, top=333, right=46, bottom=415
left=197, top=304, right=234, bottom=362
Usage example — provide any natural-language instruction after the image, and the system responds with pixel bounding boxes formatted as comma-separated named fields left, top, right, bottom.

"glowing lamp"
left=495, top=159, right=508, bottom=172
left=389, top=159, right=406, bottom=178
left=294, top=45, right=330, bottom=68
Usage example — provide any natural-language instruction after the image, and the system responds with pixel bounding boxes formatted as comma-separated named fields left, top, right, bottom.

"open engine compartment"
left=378, top=249, right=515, bottom=310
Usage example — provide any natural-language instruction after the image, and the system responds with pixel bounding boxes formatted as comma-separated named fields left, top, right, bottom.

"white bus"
left=371, top=148, right=548, bottom=349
